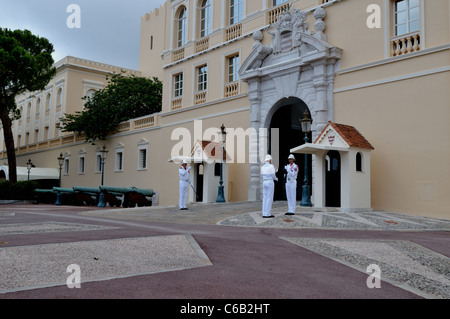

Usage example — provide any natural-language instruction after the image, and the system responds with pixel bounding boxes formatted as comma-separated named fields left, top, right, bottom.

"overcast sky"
left=0, top=0, right=166, bottom=70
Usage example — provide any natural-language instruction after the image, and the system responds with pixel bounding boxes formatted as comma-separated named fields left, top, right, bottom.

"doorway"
left=268, top=97, right=312, bottom=201
left=196, top=163, right=204, bottom=202
left=325, top=150, right=341, bottom=207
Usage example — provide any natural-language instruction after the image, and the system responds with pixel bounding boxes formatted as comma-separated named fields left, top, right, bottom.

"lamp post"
left=97, top=145, right=108, bottom=207
left=55, top=153, right=64, bottom=205
left=300, top=110, right=312, bottom=207
left=216, top=124, right=226, bottom=203
left=26, top=159, right=33, bottom=181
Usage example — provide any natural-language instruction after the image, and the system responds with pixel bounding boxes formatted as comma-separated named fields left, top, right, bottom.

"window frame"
left=137, top=139, right=149, bottom=171
left=78, top=152, right=85, bottom=175
left=200, top=0, right=211, bottom=38
left=115, top=144, right=124, bottom=172
left=63, top=153, right=71, bottom=176
left=197, top=64, right=208, bottom=92
left=176, top=6, right=187, bottom=48
left=173, top=72, right=184, bottom=98
left=229, top=0, right=243, bottom=25
left=227, top=54, right=240, bottom=83
left=393, top=0, right=420, bottom=36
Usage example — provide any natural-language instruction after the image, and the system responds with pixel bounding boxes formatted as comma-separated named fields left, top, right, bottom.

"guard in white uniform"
left=284, top=154, right=298, bottom=215
left=179, top=160, right=191, bottom=210
left=261, top=154, right=278, bottom=218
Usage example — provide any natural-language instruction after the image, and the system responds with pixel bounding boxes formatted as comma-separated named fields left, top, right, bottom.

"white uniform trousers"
left=179, top=180, right=189, bottom=209
left=262, top=180, right=275, bottom=217
left=285, top=180, right=297, bottom=213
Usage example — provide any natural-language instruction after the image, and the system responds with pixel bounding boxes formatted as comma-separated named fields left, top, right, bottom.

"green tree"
left=61, top=73, right=162, bottom=143
left=0, top=28, right=56, bottom=183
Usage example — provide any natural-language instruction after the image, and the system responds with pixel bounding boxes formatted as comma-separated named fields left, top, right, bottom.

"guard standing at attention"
left=261, top=154, right=278, bottom=218
left=285, top=154, right=298, bottom=215
left=179, top=160, right=191, bottom=210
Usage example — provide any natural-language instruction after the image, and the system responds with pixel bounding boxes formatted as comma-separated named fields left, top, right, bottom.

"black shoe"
left=285, top=212, right=295, bottom=215
left=180, top=208, right=188, bottom=210
left=263, top=215, right=274, bottom=218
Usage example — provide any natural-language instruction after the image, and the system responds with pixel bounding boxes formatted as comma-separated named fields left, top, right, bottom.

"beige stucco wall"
left=334, top=71, right=450, bottom=219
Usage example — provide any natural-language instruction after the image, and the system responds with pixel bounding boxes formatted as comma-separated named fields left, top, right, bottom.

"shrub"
left=0, top=180, right=39, bottom=200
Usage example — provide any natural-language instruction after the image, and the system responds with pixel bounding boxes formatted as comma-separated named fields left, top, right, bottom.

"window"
left=177, top=6, right=187, bottom=47
left=356, top=152, right=363, bottom=172
left=394, top=0, right=420, bottom=36
left=197, top=65, right=208, bottom=91
left=228, top=54, right=239, bottom=82
left=35, top=97, right=41, bottom=119
left=174, top=73, right=183, bottom=97
left=273, top=0, right=288, bottom=6
left=229, top=0, right=242, bottom=25
left=45, top=93, right=51, bottom=110
left=64, top=157, right=70, bottom=175
left=138, top=149, right=147, bottom=170
left=200, top=0, right=211, bottom=38
left=115, top=151, right=123, bottom=172
left=78, top=154, right=85, bottom=174
left=56, top=87, right=63, bottom=108
left=26, top=102, right=31, bottom=121
left=214, top=163, right=221, bottom=176
left=95, top=152, right=102, bottom=173
left=137, top=139, right=149, bottom=170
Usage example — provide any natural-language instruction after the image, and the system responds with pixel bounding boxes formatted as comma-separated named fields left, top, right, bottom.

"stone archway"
left=268, top=97, right=311, bottom=201
left=239, top=7, right=342, bottom=201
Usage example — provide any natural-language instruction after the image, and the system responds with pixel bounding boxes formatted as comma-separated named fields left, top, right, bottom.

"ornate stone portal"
left=239, top=8, right=342, bottom=201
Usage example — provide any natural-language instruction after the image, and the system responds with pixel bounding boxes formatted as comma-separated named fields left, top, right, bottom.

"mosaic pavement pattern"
left=282, top=238, right=450, bottom=299
left=0, top=235, right=212, bottom=293
left=0, top=221, right=118, bottom=235
left=218, top=208, right=450, bottom=231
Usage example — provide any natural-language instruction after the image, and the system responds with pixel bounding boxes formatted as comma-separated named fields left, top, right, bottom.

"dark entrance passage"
left=325, top=150, right=341, bottom=207
left=269, top=97, right=312, bottom=201
left=196, top=163, right=204, bottom=202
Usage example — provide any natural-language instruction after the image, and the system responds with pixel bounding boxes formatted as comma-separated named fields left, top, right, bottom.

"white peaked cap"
left=181, top=159, right=187, bottom=164
left=288, top=154, right=295, bottom=160
left=265, top=154, right=272, bottom=162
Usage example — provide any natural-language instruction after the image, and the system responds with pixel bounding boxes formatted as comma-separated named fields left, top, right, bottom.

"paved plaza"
left=0, top=202, right=448, bottom=301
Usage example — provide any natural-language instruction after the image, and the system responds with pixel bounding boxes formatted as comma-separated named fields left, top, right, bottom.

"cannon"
left=73, top=186, right=122, bottom=207
left=99, top=186, right=155, bottom=207
left=52, top=187, right=78, bottom=205
left=33, top=189, right=57, bottom=204
left=72, top=186, right=101, bottom=206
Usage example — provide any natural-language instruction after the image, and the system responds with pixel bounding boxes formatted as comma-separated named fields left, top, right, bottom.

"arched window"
left=356, top=152, right=363, bottom=172
left=200, top=0, right=210, bottom=38
left=26, top=102, right=31, bottom=119
left=176, top=6, right=187, bottom=47
left=45, top=93, right=51, bottom=111
left=36, top=98, right=41, bottom=114
left=56, top=88, right=63, bottom=106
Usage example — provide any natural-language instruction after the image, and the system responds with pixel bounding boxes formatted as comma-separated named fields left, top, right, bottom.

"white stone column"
left=247, top=78, right=262, bottom=201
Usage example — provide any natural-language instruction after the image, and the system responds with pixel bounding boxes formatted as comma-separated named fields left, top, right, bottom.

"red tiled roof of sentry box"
left=315, top=122, right=375, bottom=150
left=191, top=140, right=230, bottom=160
